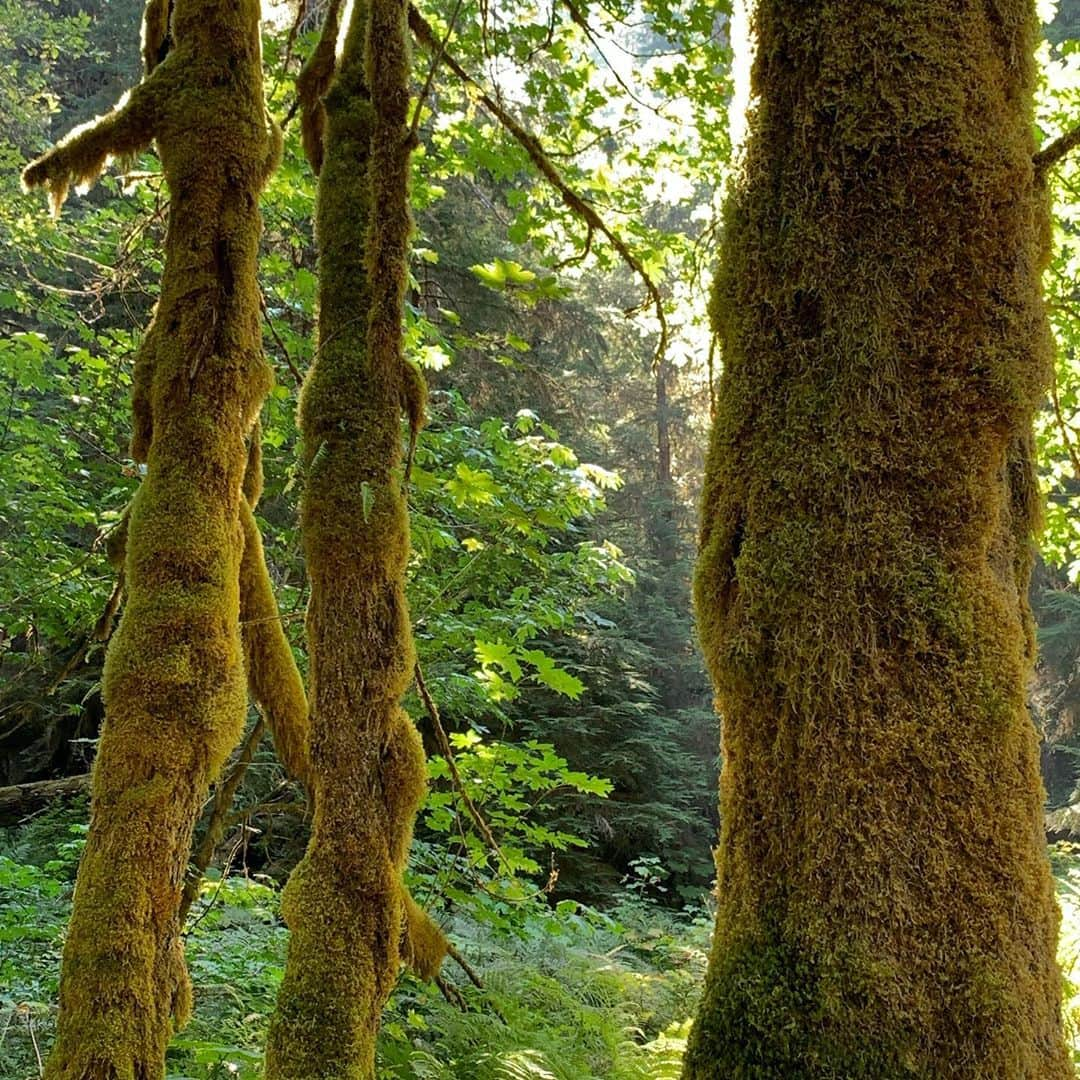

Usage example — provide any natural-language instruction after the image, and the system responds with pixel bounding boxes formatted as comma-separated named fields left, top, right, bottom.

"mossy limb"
left=295, top=0, right=344, bottom=175
left=402, top=890, right=449, bottom=981
left=239, top=497, right=311, bottom=788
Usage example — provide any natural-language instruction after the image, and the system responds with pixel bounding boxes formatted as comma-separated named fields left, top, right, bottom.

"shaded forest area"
left=2, top=0, right=1080, bottom=1076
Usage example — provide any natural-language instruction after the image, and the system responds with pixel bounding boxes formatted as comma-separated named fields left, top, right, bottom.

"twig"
left=1050, top=365, right=1080, bottom=482
left=179, top=716, right=267, bottom=924
left=261, top=291, right=305, bottom=385
left=435, top=974, right=467, bottom=1010
left=408, top=0, right=466, bottom=144
left=0, top=548, right=101, bottom=612
left=282, top=97, right=302, bottom=128
left=222, top=796, right=307, bottom=831
left=182, top=828, right=250, bottom=937
left=24, top=1009, right=43, bottom=1077
left=45, top=574, right=124, bottom=695
left=447, top=941, right=484, bottom=988
left=560, top=0, right=665, bottom=118
left=554, top=222, right=594, bottom=270
left=279, top=0, right=310, bottom=84
left=414, top=661, right=502, bottom=860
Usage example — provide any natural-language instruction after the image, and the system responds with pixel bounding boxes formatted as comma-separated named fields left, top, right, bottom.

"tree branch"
left=407, top=3, right=668, bottom=368
left=409, top=0, right=465, bottom=142
left=239, top=501, right=311, bottom=790
left=179, top=716, right=267, bottom=924
left=1035, top=122, right=1080, bottom=176
left=22, top=79, right=163, bottom=214
left=414, top=661, right=502, bottom=860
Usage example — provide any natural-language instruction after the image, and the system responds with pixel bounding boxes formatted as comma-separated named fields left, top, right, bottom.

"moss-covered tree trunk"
left=264, top=0, right=443, bottom=1075
left=684, top=3, right=1069, bottom=1077
left=22, top=0, right=280, bottom=1075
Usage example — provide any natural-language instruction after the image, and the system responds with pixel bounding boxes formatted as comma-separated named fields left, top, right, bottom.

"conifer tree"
left=264, top=0, right=444, bottom=1074
left=684, top=3, right=1070, bottom=1076
left=21, top=0, right=288, bottom=1074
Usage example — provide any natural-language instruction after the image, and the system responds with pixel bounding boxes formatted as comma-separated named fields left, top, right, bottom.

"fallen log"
left=0, top=773, right=90, bottom=825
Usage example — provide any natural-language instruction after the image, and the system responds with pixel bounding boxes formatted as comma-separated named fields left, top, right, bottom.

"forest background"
left=2, top=0, right=1080, bottom=1076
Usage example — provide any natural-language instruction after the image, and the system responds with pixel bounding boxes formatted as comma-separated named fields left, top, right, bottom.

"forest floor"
left=0, top=806, right=708, bottom=1079
left=4, top=816, right=1080, bottom=1079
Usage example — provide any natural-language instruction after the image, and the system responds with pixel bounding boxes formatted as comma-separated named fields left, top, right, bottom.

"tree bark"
left=684, top=3, right=1069, bottom=1076
left=22, top=0, right=280, bottom=1073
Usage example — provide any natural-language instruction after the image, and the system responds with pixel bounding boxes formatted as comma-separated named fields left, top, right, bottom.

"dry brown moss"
left=22, top=0, right=280, bottom=1074
left=684, top=3, right=1068, bottom=1077
left=263, top=0, right=442, bottom=1075
left=141, top=0, right=171, bottom=74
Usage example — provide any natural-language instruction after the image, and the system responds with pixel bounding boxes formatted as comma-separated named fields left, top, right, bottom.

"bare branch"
left=408, top=0, right=466, bottom=143
left=179, top=717, right=267, bottom=924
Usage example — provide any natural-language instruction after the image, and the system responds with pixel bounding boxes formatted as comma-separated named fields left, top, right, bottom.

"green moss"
left=683, top=934, right=921, bottom=1079
left=22, top=0, right=280, bottom=1075
left=239, top=498, right=310, bottom=788
left=264, top=0, right=441, bottom=1076
left=685, top=2, right=1068, bottom=1076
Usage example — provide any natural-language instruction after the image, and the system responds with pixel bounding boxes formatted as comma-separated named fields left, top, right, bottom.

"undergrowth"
left=8, top=809, right=1080, bottom=1077
left=0, top=808, right=709, bottom=1079
left=1053, top=842, right=1080, bottom=1072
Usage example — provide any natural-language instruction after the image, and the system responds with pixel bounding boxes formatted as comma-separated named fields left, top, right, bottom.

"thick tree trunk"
left=22, top=0, right=279, bottom=1075
left=684, top=3, right=1069, bottom=1077
left=264, top=1, right=442, bottom=1075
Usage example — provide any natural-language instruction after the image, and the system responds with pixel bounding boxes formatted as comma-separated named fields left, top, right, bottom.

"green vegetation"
left=0, top=806, right=708, bottom=1080
left=10, top=820, right=1080, bottom=1077
left=3, top=0, right=1080, bottom=1075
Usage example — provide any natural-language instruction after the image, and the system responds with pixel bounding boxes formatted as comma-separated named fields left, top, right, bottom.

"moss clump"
left=684, top=3, right=1069, bottom=1077
left=263, top=0, right=443, bottom=1076
left=22, top=0, right=280, bottom=1075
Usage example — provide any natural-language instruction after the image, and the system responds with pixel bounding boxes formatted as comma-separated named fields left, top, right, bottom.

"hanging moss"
left=264, top=0, right=443, bottom=1076
left=22, top=0, right=280, bottom=1074
left=294, top=0, right=343, bottom=178
left=683, top=3, right=1068, bottom=1077
left=239, top=425, right=311, bottom=788
left=101, top=431, right=310, bottom=793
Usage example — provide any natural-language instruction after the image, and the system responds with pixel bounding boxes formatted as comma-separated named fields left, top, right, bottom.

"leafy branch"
left=407, top=3, right=669, bottom=369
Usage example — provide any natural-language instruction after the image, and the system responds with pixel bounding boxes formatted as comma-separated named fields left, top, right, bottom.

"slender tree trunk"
left=656, top=356, right=673, bottom=491
left=653, top=356, right=680, bottom=568
left=684, top=3, right=1068, bottom=1077
left=22, top=0, right=280, bottom=1074
left=264, top=1, right=443, bottom=1075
